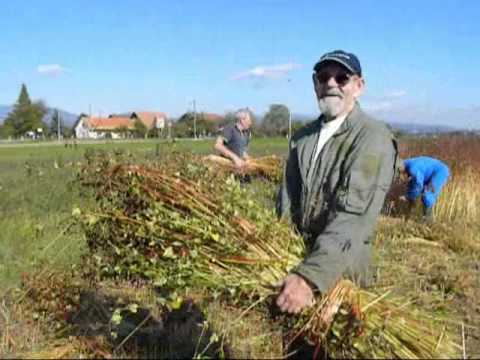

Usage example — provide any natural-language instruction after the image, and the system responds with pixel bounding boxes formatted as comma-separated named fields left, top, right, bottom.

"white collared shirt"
left=312, top=114, right=347, bottom=164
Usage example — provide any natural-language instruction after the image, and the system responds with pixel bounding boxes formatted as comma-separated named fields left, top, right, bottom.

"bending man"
left=401, top=156, right=449, bottom=222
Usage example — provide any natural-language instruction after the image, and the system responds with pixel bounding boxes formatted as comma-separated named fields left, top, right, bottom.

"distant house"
left=74, top=111, right=169, bottom=139
left=130, top=111, right=168, bottom=131
left=74, top=115, right=134, bottom=139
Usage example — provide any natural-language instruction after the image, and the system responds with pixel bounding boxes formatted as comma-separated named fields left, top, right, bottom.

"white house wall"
left=74, top=119, right=90, bottom=139
left=74, top=117, right=132, bottom=139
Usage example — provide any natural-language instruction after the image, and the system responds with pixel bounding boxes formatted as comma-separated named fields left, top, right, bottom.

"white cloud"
left=37, top=64, right=68, bottom=77
left=231, top=62, right=301, bottom=80
left=386, top=90, right=407, bottom=98
left=364, top=103, right=480, bottom=130
left=363, top=90, right=407, bottom=111
left=363, top=101, right=393, bottom=112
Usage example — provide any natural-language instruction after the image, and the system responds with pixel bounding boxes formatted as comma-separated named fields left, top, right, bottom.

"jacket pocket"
left=344, top=168, right=373, bottom=214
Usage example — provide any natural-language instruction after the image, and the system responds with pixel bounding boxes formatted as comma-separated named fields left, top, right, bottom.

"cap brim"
left=314, top=57, right=359, bottom=75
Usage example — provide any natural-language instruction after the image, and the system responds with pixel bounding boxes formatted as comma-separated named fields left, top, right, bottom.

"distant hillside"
left=289, top=113, right=460, bottom=134
left=387, top=122, right=457, bottom=134
left=0, top=106, right=11, bottom=120
left=0, top=105, right=78, bottom=127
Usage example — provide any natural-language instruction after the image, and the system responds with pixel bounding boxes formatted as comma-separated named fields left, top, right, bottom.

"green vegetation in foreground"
left=0, top=138, right=288, bottom=288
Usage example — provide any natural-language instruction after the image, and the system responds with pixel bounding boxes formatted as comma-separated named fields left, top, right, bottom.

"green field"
left=0, top=138, right=288, bottom=288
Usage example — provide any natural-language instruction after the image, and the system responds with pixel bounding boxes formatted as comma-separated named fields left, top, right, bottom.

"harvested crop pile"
left=203, top=154, right=283, bottom=182
left=75, top=153, right=460, bottom=358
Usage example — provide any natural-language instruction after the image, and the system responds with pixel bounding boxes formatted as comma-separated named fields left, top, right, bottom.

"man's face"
left=313, top=63, right=365, bottom=120
left=238, top=113, right=252, bottom=130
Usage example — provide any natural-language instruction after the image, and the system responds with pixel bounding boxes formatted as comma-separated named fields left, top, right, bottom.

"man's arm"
left=406, top=169, right=424, bottom=201
left=276, top=142, right=311, bottom=314
left=294, top=132, right=397, bottom=294
left=214, top=132, right=245, bottom=168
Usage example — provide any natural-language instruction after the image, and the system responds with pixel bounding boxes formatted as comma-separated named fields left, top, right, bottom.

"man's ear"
left=353, top=77, right=365, bottom=98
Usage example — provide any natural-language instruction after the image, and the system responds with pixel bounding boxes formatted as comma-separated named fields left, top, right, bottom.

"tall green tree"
left=176, top=112, right=219, bottom=138
left=261, top=104, right=289, bottom=136
left=3, top=84, right=47, bottom=138
left=133, top=118, right=148, bottom=138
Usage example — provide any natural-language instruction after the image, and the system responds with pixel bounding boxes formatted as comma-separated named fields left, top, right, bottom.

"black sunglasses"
left=314, top=71, right=352, bottom=86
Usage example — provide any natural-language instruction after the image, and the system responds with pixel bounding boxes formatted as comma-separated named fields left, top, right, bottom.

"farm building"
left=74, top=111, right=169, bottom=139
left=130, top=111, right=168, bottom=130
left=74, top=115, right=134, bottom=139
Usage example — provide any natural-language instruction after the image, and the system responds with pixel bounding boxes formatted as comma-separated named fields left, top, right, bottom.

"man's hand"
left=233, top=157, right=246, bottom=169
left=276, top=274, right=315, bottom=314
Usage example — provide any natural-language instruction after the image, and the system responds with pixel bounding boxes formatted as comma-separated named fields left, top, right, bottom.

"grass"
left=0, top=162, right=84, bottom=288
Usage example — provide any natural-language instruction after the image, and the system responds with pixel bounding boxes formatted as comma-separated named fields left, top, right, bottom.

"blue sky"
left=1, top=0, right=479, bottom=128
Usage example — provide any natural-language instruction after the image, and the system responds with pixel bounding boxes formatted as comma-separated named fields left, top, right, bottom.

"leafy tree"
left=222, top=112, right=237, bottom=127
left=62, top=126, right=73, bottom=138
left=0, top=122, right=14, bottom=138
left=261, top=104, right=290, bottom=136
left=3, top=84, right=48, bottom=138
left=133, top=118, right=148, bottom=138
left=171, top=120, right=190, bottom=138
left=174, top=113, right=194, bottom=137
left=176, top=112, right=220, bottom=138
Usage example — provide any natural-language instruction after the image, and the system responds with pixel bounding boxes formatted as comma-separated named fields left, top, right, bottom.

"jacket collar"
left=317, top=102, right=362, bottom=137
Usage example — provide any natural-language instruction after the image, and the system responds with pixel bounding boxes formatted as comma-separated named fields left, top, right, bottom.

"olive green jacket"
left=276, top=104, right=398, bottom=293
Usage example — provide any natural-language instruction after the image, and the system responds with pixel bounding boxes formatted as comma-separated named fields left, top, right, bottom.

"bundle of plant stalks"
left=76, top=156, right=460, bottom=358
left=203, top=154, right=283, bottom=182
left=290, top=279, right=461, bottom=358
left=77, top=158, right=304, bottom=297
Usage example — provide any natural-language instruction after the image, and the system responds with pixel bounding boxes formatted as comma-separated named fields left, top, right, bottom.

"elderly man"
left=214, top=109, right=252, bottom=168
left=276, top=50, right=398, bottom=314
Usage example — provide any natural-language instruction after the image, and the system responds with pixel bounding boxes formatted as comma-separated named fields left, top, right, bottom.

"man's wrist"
left=292, top=271, right=317, bottom=293
left=292, top=266, right=325, bottom=294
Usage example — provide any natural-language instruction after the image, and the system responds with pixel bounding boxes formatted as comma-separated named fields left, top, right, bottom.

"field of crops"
left=0, top=135, right=479, bottom=358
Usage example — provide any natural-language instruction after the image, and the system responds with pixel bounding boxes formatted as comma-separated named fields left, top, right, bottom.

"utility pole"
left=57, top=109, right=61, bottom=141
left=288, top=107, right=292, bottom=140
left=287, top=78, right=293, bottom=140
left=192, top=100, right=197, bottom=139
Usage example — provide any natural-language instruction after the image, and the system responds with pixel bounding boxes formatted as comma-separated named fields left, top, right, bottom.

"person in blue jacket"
left=400, top=156, right=450, bottom=222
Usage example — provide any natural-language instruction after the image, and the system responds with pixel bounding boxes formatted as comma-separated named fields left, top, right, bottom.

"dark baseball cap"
left=314, top=50, right=362, bottom=76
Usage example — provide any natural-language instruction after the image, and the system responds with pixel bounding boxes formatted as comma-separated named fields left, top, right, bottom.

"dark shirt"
left=221, top=123, right=250, bottom=158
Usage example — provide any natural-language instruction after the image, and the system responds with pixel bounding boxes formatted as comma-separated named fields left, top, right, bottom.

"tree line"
left=0, top=85, right=309, bottom=140
left=171, top=104, right=306, bottom=139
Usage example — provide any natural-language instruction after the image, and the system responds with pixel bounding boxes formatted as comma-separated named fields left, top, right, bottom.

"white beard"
left=318, top=96, right=345, bottom=121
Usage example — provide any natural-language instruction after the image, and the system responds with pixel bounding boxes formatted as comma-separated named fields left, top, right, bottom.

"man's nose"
left=326, top=75, right=339, bottom=87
